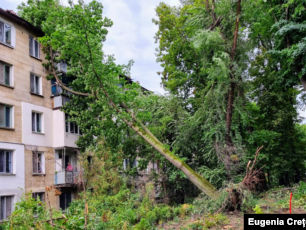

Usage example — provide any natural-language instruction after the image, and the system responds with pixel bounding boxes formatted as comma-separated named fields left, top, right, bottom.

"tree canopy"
left=16, top=0, right=306, bottom=202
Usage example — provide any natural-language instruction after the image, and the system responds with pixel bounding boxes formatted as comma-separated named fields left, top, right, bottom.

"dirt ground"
left=158, top=208, right=306, bottom=230
left=159, top=185, right=306, bottom=229
left=158, top=212, right=244, bottom=230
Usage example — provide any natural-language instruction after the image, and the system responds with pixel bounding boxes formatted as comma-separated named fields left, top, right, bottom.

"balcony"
left=52, top=94, right=70, bottom=109
left=51, top=78, right=72, bottom=109
left=55, top=171, right=79, bottom=186
left=54, top=148, right=79, bottom=186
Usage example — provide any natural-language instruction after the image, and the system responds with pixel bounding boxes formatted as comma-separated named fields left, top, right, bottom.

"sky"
left=0, top=0, right=181, bottom=94
left=1, top=0, right=305, bottom=121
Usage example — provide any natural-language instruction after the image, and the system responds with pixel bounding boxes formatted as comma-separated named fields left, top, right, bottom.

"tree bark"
left=301, top=76, right=306, bottom=91
left=225, top=0, right=242, bottom=146
left=127, top=120, right=220, bottom=199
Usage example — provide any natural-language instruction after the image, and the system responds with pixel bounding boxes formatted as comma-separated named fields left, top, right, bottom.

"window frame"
left=30, top=73, right=42, bottom=95
left=29, top=36, right=40, bottom=59
left=65, top=114, right=80, bottom=135
left=0, top=149, right=13, bottom=174
left=0, top=61, right=13, bottom=87
left=31, top=111, right=43, bottom=133
left=0, top=20, right=13, bottom=47
left=0, top=103, right=13, bottom=129
left=0, top=195, right=13, bottom=221
left=32, top=192, right=45, bottom=202
left=32, top=151, right=45, bottom=174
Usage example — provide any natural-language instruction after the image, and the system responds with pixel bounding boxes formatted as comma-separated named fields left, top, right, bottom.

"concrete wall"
left=53, top=110, right=78, bottom=148
left=0, top=98, right=22, bottom=144
left=52, top=110, right=65, bottom=148
left=64, top=132, right=79, bottom=148
left=0, top=19, right=52, bottom=109
left=21, top=102, right=53, bottom=147
left=24, top=145, right=58, bottom=208
left=0, top=142, right=25, bottom=202
left=0, top=14, right=80, bottom=212
left=0, top=15, right=52, bottom=144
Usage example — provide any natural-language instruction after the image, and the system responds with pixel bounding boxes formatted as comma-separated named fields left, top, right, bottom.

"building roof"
left=119, top=74, right=151, bottom=93
left=0, top=8, right=44, bottom=36
left=0, top=9, right=150, bottom=94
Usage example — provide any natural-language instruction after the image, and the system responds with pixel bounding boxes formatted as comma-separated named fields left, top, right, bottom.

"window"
left=32, top=151, right=44, bottom=174
left=0, top=196, right=13, bottom=220
left=30, top=73, right=42, bottom=95
left=29, top=36, right=40, bottom=59
left=0, top=150, right=12, bottom=174
left=123, top=159, right=138, bottom=171
left=32, top=192, right=45, bottom=202
left=65, top=114, right=80, bottom=134
left=0, top=104, right=12, bottom=128
left=0, top=62, right=11, bottom=86
left=0, top=21, right=12, bottom=46
left=59, top=191, right=71, bottom=210
left=32, top=112, right=42, bottom=133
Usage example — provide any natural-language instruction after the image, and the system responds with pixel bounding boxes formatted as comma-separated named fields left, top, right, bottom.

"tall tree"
left=18, top=0, right=219, bottom=199
left=154, top=0, right=250, bottom=176
left=245, top=0, right=306, bottom=185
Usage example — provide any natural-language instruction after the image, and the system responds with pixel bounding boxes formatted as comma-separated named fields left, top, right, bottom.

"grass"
left=158, top=182, right=306, bottom=229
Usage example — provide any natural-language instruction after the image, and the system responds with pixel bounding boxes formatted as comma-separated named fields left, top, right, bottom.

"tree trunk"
left=127, top=121, right=220, bottom=200
left=225, top=0, right=241, bottom=146
left=225, top=81, right=235, bottom=145
left=50, top=14, right=221, bottom=200
left=301, top=75, right=306, bottom=91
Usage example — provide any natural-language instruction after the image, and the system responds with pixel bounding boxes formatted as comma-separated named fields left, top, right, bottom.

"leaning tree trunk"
left=128, top=121, right=220, bottom=199
left=50, top=62, right=220, bottom=200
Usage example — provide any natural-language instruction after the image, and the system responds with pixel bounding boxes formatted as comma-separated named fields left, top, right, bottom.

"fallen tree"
left=20, top=0, right=219, bottom=199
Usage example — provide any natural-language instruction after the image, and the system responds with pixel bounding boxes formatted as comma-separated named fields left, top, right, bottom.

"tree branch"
left=49, top=48, right=90, bottom=97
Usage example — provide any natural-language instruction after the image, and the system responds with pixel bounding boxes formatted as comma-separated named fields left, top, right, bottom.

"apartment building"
left=0, top=9, right=80, bottom=220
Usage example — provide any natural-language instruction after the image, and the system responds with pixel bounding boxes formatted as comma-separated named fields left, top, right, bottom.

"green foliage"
left=203, top=213, right=228, bottom=229
left=181, top=213, right=229, bottom=230
left=273, top=182, right=306, bottom=210
left=247, top=0, right=306, bottom=184
left=1, top=143, right=185, bottom=230
left=154, top=0, right=306, bottom=186
left=18, top=0, right=222, bottom=200
left=15, top=0, right=306, bottom=221
left=192, top=189, right=228, bottom=214
left=18, top=0, right=60, bottom=27
left=240, top=190, right=259, bottom=213
left=253, top=205, right=264, bottom=214
left=1, top=195, right=63, bottom=230
left=1, top=189, right=192, bottom=230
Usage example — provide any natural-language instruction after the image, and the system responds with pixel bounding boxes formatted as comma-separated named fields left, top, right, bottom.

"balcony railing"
left=51, top=84, right=63, bottom=96
left=54, top=171, right=79, bottom=185
left=52, top=95, right=70, bottom=109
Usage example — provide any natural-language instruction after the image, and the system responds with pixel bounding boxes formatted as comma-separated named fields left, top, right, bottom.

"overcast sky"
left=0, top=0, right=181, bottom=94
left=1, top=0, right=305, bottom=121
